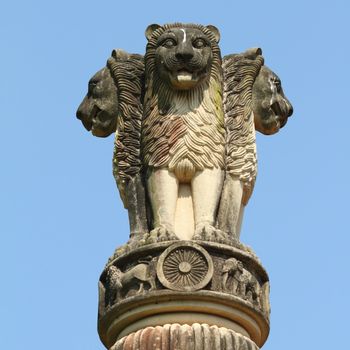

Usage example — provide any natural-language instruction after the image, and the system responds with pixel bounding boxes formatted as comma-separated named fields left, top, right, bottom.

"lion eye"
left=163, top=39, right=177, bottom=48
left=88, top=81, right=97, bottom=94
left=275, top=81, right=281, bottom=93
left=193, top=39, right=206, bottom=49
left=272, top=78, right=281, bottom=93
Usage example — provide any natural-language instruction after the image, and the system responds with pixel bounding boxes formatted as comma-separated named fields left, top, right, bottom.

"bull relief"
left=77, top=23, right=292, bottom=350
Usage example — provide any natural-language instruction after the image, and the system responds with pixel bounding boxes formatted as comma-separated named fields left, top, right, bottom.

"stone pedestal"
left=98, top=241, right=270, bottom=350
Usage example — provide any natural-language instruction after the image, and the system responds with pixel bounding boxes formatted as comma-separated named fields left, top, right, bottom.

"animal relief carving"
left=106, top=260, right=156, bottom=304
left=221, top=257, right=244, bottom=293
left=221, top=257, right=261, bottom=306
left=240, top=270, right=260, bottom=306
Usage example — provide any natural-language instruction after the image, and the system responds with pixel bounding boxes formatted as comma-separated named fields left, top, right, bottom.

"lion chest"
left=142, top=93, right=225, bottom=180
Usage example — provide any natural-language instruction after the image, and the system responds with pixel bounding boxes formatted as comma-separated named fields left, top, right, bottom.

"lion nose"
left=287, top=104, right=293, bottom=117
left=175, top=52, right=193, bottom=61
left=76, top=108, right=83, bottom=121
left=176, top=52, right=194, bottom=61
left=175, top=46, right=194, bottom=61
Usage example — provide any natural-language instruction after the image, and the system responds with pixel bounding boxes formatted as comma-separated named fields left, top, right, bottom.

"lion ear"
left=145, top=24, right=161, bottom=41
left=206, top=25, right=220, bottom=43
left=111, top=49, right=129, bottom=60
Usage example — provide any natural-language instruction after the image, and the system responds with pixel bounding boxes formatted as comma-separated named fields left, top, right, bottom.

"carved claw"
left=147, top=227, right=178, bottom=243
left=126, top=232, right=149, bottom=249
left=193, top=223, right=215, bottom=241
left=193, top=224, right=230, bottom=244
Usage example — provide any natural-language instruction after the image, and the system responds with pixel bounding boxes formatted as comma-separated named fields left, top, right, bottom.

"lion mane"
left=77, top=24, right=292, bottom=244
left=141, top=23, right=226, bottom=181
left=106, top=50, right=144, bottom=206
left=223, top=49, right=264, bottom=205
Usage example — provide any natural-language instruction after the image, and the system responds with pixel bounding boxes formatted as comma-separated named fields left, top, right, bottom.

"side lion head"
left=252, top=66, right=293, bottom=135
left=76, top=66, right=118, bottom=137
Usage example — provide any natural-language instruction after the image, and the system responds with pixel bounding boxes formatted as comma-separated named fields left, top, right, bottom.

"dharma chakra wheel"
left=157, top=242, right=214, bottom=291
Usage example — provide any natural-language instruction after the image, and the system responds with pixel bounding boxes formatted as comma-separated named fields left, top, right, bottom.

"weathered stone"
left=156, top=242, right=214, bottom=292
left=98, top=241, right=269, bottom=349
left=76, top=22, right=293, bottom=350
left=76, top=24, right=293, bottom=247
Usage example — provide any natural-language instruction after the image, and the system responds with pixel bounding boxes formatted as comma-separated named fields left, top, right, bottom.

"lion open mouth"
left=271, top=101, right=288, bottom=128
left=271, top=101, right=282, bottom=117
left=176, top=70, right=195, bottom=82
left=169, top=69, right=202, bottom=89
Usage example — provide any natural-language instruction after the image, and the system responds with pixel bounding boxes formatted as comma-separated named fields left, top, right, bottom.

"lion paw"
left=193, top=223, right=215, bottom=241
left=127, top=232, right=150, bottom=248
left=148, top=227, right=177, bottom=243
left=193, top=224, right=229, bottom=244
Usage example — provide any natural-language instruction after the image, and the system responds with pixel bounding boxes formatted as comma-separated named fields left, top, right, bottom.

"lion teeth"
left=177, top=72, right=193, bottom=82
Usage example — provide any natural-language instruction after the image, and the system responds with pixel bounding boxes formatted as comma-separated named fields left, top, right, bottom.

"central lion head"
left=145, top=23, right=221, bottom=91
left=141, top=23, right=225, bottom=171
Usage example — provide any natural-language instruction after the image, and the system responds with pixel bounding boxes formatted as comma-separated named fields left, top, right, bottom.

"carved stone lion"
left=217, top=49, right=293, bottom=239
left=221, top=257, right=244, bottom=292
left=76, top=23, right=293, bottom=246
left=107, top=262, right=156, bottom=301
left=76, top=50, right=148, bottom=240
left=76, top=66, right=118, bottom=138
left=142, top=23, right=226, bottom=242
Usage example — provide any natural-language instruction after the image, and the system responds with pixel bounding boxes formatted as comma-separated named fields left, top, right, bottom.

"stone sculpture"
left=222, top=257, right=244, bottom=293
left=77, top=50, right=147, bottom=239
left=240, top=270, right=260, bottom=305
left=143, top=24, right=225, bottom=243
left=106, top=261, right=156, bottom=300
left=77, top=25, right=292, bottom=246
left=77, top=22, right=293, bottom=350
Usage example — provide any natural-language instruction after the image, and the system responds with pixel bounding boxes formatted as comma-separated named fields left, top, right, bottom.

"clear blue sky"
left=1, top=1, right=349, bottom=349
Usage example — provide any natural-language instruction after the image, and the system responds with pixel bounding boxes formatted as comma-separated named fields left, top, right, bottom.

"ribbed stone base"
left=110, top=324, right=259, bottom=350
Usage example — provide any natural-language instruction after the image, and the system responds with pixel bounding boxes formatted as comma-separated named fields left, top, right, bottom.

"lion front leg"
left=146, top=169, right=178, bottom=242
left=216, top=175, right=244, bottom=241
left=126, top=174, right=149, bottom=241
left=192, top=168, right=226, bottom=242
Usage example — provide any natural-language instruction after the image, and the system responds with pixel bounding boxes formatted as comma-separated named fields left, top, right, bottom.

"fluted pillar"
left=112, top=324, right=259, bottom=350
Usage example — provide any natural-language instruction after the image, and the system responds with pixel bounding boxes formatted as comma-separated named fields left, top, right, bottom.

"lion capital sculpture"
left=76, top=23, right=293, bottom=248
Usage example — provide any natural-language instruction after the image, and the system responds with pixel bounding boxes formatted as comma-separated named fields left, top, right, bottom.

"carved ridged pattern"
left=107, top=52, right=144, bottom=207
left=156, top=243, right=213, bottom=291
left=111, top=324, right=259, bottom=350
left=163, top=248, right=208, bottom=287
left=222, top=51, right=264, bottom=205
left=142, top=23, right=225, bottom=173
